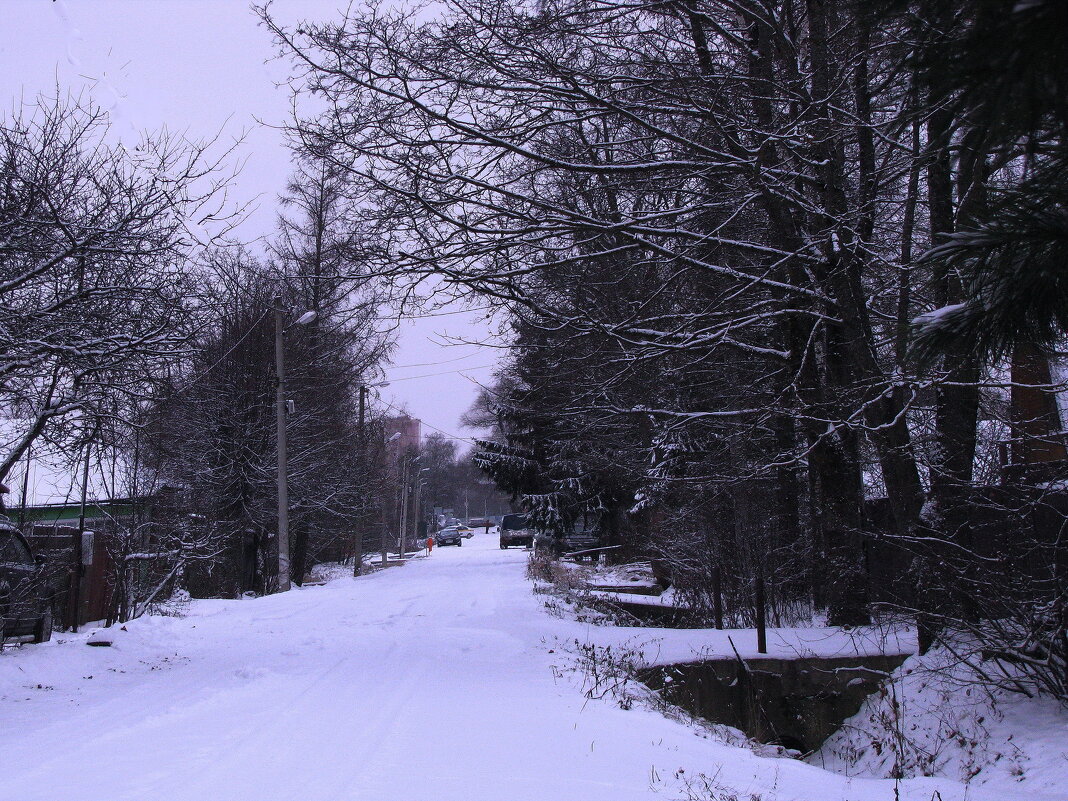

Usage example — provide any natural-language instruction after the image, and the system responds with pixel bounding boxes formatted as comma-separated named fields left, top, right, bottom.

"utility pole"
left=271, top=303, right=318, bottom=591
left=411, top=477, right=421, bottom=547
left=71, top=436, right=92, bottom=633
left=354, top=385, right=368, bottom=576
left=398, top=455, right=410, bottom=558
left=383, top=429, right=401, bottom=565
left=274, top=296, right=291, bottom=593
left=412, top=470, right=429, bottom=547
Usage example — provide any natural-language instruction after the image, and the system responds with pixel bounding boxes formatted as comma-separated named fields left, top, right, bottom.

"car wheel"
left=457, top=539, right=462, bottom=547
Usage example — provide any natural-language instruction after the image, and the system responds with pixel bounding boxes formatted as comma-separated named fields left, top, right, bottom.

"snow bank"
left=557, top=589, right=915, bottom=666
left=811, top=648, right=1068, bottom=797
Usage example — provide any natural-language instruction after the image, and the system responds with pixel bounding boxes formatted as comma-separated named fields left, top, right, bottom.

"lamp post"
left=413, top=467, right=430, bottom=549
left=357, top=381, right=390, bottom=441
left=383, top=431, right=402, bottom=565
left=397, top=454, right=415, bottom=558
left=274, top=298, right=317, bottom=593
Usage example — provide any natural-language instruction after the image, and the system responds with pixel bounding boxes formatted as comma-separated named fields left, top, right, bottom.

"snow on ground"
left=561, top=560, right=662, bottom=592
left=812, top=649, right=1068, bottom=798
left=571, top=602, right=915, bottom=668
left=566, top=584, right=913, bottom=666
left=0, top=533, right=1053, bottom=801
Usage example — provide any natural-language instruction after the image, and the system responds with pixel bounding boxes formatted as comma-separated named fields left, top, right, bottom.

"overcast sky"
left=1, top=0, right=500, bottom=450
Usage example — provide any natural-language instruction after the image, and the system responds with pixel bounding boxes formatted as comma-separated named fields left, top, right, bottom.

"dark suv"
left=499, top=514, right=534, bottom=549
left=435, top=526, right=464, bottom=547
left=0, top=518, right=52, bottom=644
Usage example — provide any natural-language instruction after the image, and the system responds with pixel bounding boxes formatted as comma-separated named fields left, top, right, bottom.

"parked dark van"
left=0, top=517, right=52, bottom=643
left=499, top=514, right=533, bottom=549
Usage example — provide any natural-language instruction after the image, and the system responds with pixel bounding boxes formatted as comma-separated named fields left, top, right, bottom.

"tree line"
left=263, top=0, right=1068, bottom=700
left=0, top=96, right=394, bottom=620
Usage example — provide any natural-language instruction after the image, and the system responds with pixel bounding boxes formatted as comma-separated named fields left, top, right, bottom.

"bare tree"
left=0, top=95, right=236, bottom=489
left=263, top=0, right=1068, bottom=698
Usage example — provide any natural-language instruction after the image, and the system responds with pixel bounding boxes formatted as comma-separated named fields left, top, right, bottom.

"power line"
left=385, top=304, right=495, bottom=319
left=376, top=395, right=479, bottom=445
left=383, top=364, right=496, bottom=383
left=386, top=352, right=486, bottom=370
left=173, top=309, right=269, bottom=394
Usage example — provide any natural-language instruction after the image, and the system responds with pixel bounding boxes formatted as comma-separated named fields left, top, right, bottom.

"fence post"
left=712, top=565, right=724, bottom=630
left=755, top=572, right=767, bottom=654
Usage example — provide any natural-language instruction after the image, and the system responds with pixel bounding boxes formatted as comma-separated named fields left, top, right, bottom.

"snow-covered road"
left=0, top=534, right=1016, bottom=800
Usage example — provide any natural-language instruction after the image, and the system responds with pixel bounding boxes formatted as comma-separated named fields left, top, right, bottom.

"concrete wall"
left=640, top=653, right=909, bottom=752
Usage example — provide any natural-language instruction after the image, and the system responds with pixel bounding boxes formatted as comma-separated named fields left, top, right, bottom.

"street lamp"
left=274, top=297, right=317, bottom=593
left=397, top=453, right=419, bottom=558
left=377, top=430, right=403, bottom=567
left=413, top=467, right=430, bottom=549
left=358, top=381, right=390, bottom=435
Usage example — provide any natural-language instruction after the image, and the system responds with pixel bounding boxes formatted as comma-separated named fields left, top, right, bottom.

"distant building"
left=383, top=414, right=421, bottom=455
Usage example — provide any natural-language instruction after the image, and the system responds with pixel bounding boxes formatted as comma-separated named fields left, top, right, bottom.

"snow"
left=813, top=649, right=1068, bottom=797
left=912, top=303, right=966, bottom=332
left=561, top=559, right=662, bottom=592
left=0, top=533, right=1055, bottom=800
left=568, top=590, right=915, bottom=666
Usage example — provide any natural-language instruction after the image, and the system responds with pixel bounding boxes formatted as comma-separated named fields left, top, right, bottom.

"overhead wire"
left=385, top=352, right=487, bottom=370
left=382, top=364, right=496, bottom=383
left=166, top=307, right=493, bottom=442
left=173, top=309, right=270, bottom=394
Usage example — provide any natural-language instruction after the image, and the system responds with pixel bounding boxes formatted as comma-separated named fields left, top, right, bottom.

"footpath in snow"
left=0, top=533, right=1057, bottom=801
